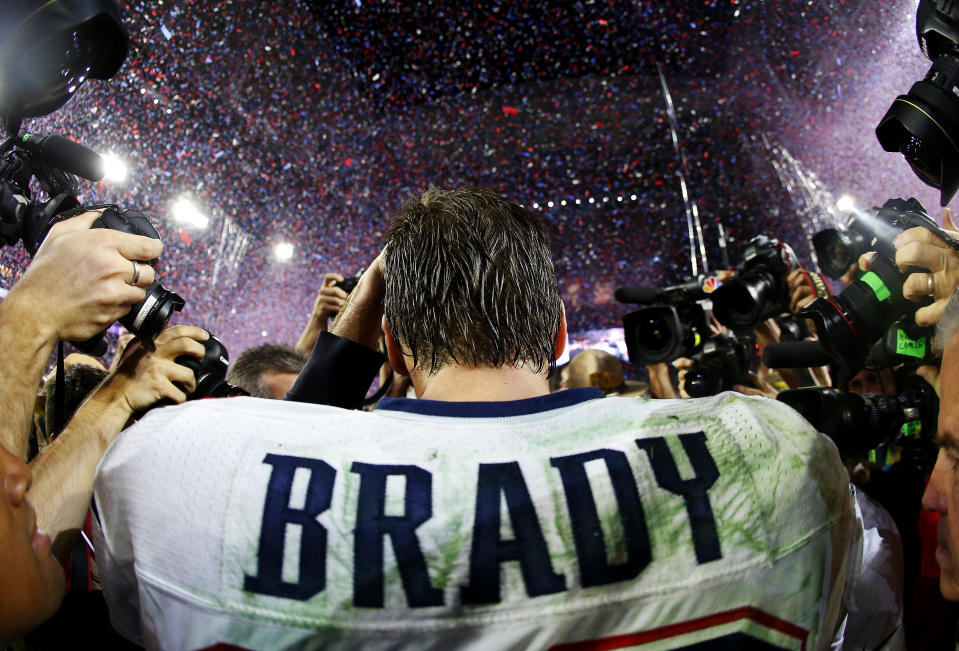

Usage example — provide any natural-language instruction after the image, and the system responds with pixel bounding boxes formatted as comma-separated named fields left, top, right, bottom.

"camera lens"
left=641, top=315, right=672, bottom=355
left=119, top=280, right=185, bottom=347
left=778, top=388, right=905, bottom=457
left=876, top=54, right=959, bottom=206
left=712, top=270, right=774, bottom=332
left=813, top=228, right=869, bottom=280
left=622, top=305, right=682, bottom=365
left=800, top=257, right=912, bottom=375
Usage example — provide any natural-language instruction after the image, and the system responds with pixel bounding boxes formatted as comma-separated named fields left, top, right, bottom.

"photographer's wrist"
left=1, top=285, right=57, bottom=346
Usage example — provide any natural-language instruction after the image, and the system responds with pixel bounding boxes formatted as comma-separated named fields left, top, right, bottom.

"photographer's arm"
left=295, top=272, right=348, bottom=355
left=27, top=325, right=206, bottom=553
left=0, top=212, right=160, bottom=459
left=286, top=253, right=386, bottom=407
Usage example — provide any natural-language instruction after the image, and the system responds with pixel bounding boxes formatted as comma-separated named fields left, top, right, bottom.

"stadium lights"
left=274, top=242, right=294, bottom=260
left=101, top=153, right=128, bottom=183
left=836, top=195, right=856, bottom=212
left=172, top=198, right=209, bottom=229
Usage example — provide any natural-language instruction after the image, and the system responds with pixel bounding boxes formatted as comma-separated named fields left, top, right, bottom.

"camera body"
left=174, top=334, right=247, bottom=400
left=800, top=197, right=951, bottom=379
left=621, top=274, right=719, bottom=366
left=683, top=332, right=754, bottom=398
left=712, top=235, right=799, bottom=333
left=333, top=274, right=362, bottom=295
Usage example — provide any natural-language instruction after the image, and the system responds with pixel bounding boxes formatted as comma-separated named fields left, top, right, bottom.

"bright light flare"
left=172, top=198, right=209, bottom=229
left=836, top=195, right=856, bottom=212
left=101, top=154, right=128, bottom=183
left=274, top=242, right=294, bottom=260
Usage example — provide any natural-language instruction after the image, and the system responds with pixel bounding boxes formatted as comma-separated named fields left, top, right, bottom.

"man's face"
left=0, top=444, right=64, bottom=640
left=261, top=371, right=299, bottom=400
left=923, top=337, right=959, bottom=600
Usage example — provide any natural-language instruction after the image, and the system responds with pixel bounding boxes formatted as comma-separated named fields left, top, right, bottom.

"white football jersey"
left=93, top=390, right=859, bottom=650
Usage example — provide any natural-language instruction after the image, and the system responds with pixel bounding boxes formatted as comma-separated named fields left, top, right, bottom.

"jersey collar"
left=374, top=387, right=605, bottom=418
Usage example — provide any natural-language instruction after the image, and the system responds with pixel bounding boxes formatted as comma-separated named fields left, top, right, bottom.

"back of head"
left=227, top=344, right=307, bottom=399
left=383, top=186, right=561, bottom=374
left=567, top=349, right=625, bottom=394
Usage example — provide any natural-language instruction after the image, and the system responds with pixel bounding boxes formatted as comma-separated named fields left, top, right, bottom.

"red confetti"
left=178, top=229, right=192, bottom=245
left=502, top=106, right=519, bottom=115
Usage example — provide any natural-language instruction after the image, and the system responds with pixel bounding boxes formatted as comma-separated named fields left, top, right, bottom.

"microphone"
left=614, top=286, right=661, bottom=304
left=19, top=134, right=104, bottom=181
left=762, top=341, right=834, bottom=369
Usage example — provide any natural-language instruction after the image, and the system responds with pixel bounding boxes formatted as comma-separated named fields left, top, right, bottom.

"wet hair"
left=227, top=344, right=307, bottom=398
left=383, top=185, right=562, bottom=374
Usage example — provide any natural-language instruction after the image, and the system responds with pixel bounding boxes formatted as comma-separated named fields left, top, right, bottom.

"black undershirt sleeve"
left=284, top=330, right=386, bottom=409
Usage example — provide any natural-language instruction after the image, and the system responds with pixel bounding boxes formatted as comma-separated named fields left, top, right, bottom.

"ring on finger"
left=130, top=260, right=140, bottom=286
left=928, top=274, right=935, bottom=297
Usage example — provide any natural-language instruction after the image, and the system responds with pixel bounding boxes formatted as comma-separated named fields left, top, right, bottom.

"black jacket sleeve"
left=284, top=330, right=386, bottom=409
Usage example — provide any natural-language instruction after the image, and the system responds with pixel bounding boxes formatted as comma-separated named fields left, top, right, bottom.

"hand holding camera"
left=9, top=210, right=160, bottom=344
left=100, top=325, right=208, bottom=414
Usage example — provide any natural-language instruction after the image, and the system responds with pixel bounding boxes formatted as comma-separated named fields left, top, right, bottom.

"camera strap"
left=51, top=341, right=66, bottom=438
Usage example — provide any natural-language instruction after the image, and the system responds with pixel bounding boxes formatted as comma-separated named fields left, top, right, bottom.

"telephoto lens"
left=876, top=0, right=959, bottom=205
left=778, top=377, right=938, bottom=460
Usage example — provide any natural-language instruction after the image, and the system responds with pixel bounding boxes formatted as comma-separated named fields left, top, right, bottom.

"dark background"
left=1, top=0, right=943, bottom=359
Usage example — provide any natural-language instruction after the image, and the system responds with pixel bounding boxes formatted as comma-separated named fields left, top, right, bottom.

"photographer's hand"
left=646, top=362, right=678, bottom=399
left=108, top=325, right=208, bottom=410
left=296, top=272, right=349, bottom=354
left=330, top=250, right=386, bottom=351
left=894, top=219, right=959, bottom=327
left=26, top=325, right=207, bottom=553
left=0, top=211, right=161, bottom=459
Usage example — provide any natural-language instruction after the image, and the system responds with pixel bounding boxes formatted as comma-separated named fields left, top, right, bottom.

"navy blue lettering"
left=461, top=462, right=566, bottom=604
left=244, top=454, right=335, bottom=600
left=550, top=449, right=651, bottom=587
left=351, top=463, right=443, bottom=608
left=636, top=432, right=722, bottom=563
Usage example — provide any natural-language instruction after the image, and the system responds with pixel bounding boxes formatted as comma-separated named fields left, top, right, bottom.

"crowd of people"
left=2, top=182, right=959, bottom=651
left=7, top=1, right=959, bottom=649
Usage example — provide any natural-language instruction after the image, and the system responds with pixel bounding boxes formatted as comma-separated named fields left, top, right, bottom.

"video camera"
left=617, top=274, right=720, bottom=365
left=617, top=275, right=756, bottom=397
left=712, top=235, right=799, bottom=333
left=877, top=0, right=959, bottom=206
left=800, top=197, right=957, bottom=380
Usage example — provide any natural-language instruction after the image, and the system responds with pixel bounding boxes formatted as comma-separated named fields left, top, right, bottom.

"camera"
left=777, top=373, right=938, bottom=461
left=683, top=332, right=754, bottom=398
left=0, top=0, right=128, bottom=135
left=812, top=209, right=880, bottom=280
left=800, top=197, right=956, bottom=379
left=876, top=0, right=959, bottom=206
left=334, top=274, right=362, bottom=295
left=0, top=134, right=185, bottom=353
left=712, top=235, right=799, bottom=333
left=619, top=274, right=720, bottom=365
left=174, top=334, right=247, bottom=400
